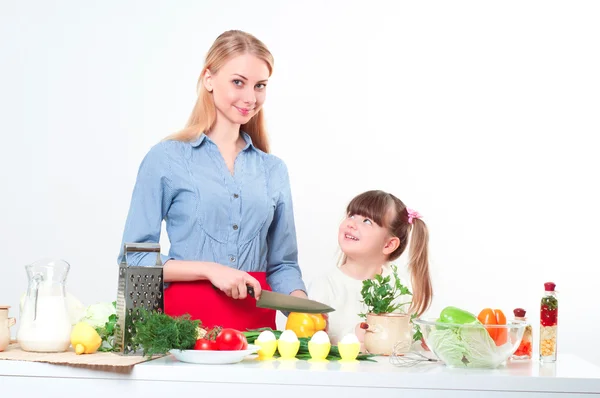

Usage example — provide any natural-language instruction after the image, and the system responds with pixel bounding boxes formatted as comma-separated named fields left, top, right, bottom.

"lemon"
left=70, top=322, right=102, bottom=355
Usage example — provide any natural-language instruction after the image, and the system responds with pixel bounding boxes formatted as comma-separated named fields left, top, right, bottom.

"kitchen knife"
left=247, top=286, right=334, bottom=314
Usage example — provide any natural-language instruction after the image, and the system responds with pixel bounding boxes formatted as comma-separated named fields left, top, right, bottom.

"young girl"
left=307, top=190, right=433, bottom=346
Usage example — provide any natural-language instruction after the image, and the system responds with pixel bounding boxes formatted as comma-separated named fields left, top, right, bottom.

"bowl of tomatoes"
left=170, top=328, right=259, bottom=365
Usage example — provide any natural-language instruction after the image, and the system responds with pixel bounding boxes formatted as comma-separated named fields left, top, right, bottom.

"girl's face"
left=338, top=213, right=399, bottom=260
left=203, top=53, right=269, bottom=127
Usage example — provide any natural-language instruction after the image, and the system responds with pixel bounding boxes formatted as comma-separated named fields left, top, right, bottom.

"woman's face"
left=204, top=53, right=270, bottom=126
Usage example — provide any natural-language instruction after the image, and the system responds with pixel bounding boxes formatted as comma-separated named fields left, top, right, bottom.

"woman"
left=118, top=30, right=307, bottom=330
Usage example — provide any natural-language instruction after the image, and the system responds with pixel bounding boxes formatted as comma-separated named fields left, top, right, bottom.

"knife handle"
left=247, top=285, right=256, bottom=298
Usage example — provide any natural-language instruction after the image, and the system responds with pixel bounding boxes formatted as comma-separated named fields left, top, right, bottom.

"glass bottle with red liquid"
left=539, top=282, right=558, bottom=362
left=512, top=308, right=532, bottom=360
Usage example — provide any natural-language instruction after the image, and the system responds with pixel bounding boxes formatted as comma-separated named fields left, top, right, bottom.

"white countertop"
left=2, top=353, right=600, bottom=395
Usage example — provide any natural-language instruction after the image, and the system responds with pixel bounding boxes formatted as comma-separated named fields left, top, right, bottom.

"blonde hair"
left=340, top=190, right=433, bottom=317
left=165, top=30, right=273, bottom=153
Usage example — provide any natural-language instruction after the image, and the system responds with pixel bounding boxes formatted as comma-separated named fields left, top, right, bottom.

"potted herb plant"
left=359, top=264, right=416, bottom=356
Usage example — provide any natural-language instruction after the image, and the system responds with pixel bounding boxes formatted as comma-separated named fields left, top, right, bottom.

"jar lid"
left=544, top=282, right=556, bottom=291
left=0, top=305, right=10, bottom=310
left=513, top=308, right=526, bottom=317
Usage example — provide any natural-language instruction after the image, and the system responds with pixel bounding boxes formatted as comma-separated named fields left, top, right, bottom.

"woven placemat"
left=0, top=343, right=162, bottom=371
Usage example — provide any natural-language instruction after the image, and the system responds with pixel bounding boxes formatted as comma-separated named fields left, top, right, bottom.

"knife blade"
left=247, top=286, right=334, bottom=314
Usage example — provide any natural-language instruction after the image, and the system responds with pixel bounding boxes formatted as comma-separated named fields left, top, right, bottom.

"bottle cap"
left=544, top=282, right=556, bottom=291
left=513, top=308, right=526, bottom=317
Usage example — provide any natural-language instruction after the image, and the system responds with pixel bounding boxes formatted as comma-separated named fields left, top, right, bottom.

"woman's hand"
left=206, top=263, right=262, bottom=300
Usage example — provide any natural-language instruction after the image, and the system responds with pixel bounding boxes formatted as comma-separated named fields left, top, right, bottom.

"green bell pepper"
left=437, top=306, right=480, bottom=324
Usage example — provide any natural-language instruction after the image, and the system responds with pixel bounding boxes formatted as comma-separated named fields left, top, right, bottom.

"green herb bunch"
left=359, top=264, right=412, bottom=317
left=132, top=309, right=200, bottom=358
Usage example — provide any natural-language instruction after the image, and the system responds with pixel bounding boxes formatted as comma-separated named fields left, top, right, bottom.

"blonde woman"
left=118, top=30, right=306, bottom=330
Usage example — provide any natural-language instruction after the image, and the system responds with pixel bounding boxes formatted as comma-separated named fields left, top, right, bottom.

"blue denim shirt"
left=117, top=132, right=306, bottom=295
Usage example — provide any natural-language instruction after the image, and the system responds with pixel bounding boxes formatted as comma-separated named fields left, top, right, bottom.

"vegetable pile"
left=80, top=303, right=373, bottom=362
left=194, top=327, right=248, bottom=351
left=426, top=306, right=515, bottom=368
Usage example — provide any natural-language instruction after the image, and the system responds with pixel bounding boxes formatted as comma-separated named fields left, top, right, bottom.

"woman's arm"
left=265, top=161, right=307, bottom=296
left=117, top=144, right=174, bottom=267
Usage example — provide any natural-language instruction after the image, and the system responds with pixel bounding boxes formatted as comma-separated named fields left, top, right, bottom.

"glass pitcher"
left=17, top=259, right=73, bottom=352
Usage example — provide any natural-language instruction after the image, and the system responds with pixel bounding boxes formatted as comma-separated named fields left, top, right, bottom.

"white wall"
left=1, top=1, right=599, bottom=365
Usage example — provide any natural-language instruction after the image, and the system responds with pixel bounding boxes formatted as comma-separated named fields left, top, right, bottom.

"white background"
left=1, top=1, right=599, bottom=365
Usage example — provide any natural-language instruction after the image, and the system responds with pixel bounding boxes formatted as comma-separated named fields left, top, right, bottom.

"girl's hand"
left=354, top=322, right=367, bottom=343
left=207, top=263, right=262, bottom=300
left=354, top=323, right=367, bottom=353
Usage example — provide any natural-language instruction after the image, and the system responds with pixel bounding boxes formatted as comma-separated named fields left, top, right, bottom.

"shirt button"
left=232, top=224, right=239, bottom=230
left=233, top=194, right=239, bottom=199
left=229, top=256, right=236, bottom=263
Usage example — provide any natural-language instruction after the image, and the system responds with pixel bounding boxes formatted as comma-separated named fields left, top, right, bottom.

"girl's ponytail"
left=407, top=218, right=433, bottom=317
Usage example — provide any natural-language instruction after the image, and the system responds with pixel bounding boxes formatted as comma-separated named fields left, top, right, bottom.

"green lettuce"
left=428, top=325, right=513, bottom=368
left=79, top=302, right=116, bottom=328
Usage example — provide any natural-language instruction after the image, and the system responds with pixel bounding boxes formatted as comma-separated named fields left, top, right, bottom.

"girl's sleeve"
left=306, top=274, right=332, bottom=305
left=117, top=143, right=175, bottom=266
left=308, top=274, right=360, bottom=345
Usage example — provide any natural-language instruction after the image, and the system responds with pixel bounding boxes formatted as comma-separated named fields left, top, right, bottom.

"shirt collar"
left=190, top=131, right=256, bottom=151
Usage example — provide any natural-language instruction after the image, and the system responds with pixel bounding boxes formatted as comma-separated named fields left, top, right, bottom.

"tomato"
left=194, top=338, right=218, bottom=350
left=216, top=328, right=247, bottom=351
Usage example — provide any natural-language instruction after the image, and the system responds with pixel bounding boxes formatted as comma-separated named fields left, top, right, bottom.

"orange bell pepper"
left=477, top=308, right=507, bottom=346
left=285, top=312, right=328, bottom=338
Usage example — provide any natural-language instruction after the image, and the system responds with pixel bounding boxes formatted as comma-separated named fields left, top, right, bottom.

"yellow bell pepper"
left=285, top=312, right=328, bottom=338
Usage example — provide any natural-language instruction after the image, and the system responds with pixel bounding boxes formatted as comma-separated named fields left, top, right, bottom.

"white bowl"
left=169, top=344, right=260, bottom=365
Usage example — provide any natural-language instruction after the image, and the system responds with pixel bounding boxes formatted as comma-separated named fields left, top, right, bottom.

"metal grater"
left=115, top=243, right=164, bottom=355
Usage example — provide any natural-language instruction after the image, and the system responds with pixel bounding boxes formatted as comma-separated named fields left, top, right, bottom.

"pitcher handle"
left=30, top=274, right=43, bottom=321
left=8, top=317, right=15, bottom=328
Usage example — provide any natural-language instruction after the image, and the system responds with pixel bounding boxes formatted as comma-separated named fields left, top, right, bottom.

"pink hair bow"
left=406, top=208, right=422, bottom=224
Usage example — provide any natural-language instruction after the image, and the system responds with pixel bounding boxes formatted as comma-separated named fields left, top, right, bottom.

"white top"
left=307, top=264, right=413, bottom=345
left=1, top=353, right=599, bottom=396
